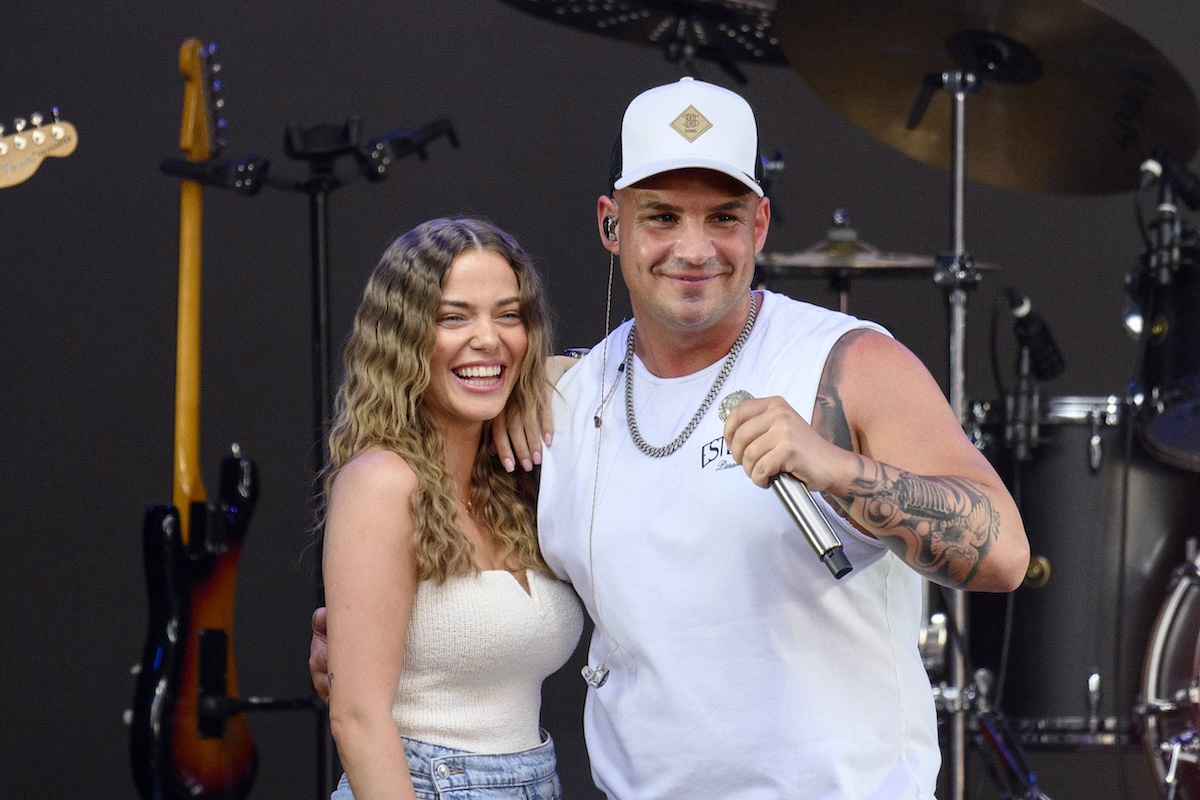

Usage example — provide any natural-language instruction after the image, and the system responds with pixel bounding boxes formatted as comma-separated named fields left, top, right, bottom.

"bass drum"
left=990, top=396, right=1200, bottom=745
left=1143, top=556, right=1200, bottom=799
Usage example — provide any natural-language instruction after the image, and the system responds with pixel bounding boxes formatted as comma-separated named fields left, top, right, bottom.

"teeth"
left=454, top=365, right=502, bottom=379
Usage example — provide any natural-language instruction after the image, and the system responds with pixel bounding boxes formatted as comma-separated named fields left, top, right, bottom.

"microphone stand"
left=268, top=117, right=458, bottom=800
left=1006, top=345, right=1040, bottom=465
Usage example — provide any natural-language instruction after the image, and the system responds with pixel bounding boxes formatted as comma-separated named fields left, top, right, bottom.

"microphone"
left=1139, top=152, right=1200, bottom=210
left=718, top=390, right=852, bottom=579
left=1005, top=289, right=1065, bottom=381
left=1164, top=156, right=1200, bottom=211
left=1140, top=156, right=1163, bottom=191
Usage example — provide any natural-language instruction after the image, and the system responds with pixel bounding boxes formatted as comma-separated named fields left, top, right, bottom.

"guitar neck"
left=171, top=38, right=225, bottom=540
left=173, top=177, right=207, bottom=527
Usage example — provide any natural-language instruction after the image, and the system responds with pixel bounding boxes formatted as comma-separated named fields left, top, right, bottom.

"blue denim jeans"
left=331, top=730, right=562, bottom=799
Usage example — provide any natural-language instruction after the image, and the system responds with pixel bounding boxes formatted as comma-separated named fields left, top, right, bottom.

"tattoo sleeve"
left=812, top=330, right=1001, bottom=587
left=840, top=460, right=1000, bottom=587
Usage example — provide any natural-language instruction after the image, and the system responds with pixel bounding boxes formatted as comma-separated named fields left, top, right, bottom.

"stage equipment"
left=0, top=108, right=77, bottom=188
left=1142, top=553, right=1200, bottom=800
left=774, top=0, right=1200, bottom=195
left=1128, top=166, right=1200, bottom=472
left=755, top=210, right=997, bottom=312
left=495, top=0, right=786, bottom=82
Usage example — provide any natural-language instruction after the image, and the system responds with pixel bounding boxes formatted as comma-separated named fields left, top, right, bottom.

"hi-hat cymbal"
left=497, top=0, right=787, bottom=81
left=775, top=0, right=1200, bottom=195
left=758, top=238, right=997, bottom=279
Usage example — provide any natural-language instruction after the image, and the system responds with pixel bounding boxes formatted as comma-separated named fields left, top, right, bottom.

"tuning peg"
left=0, top=123, right=6, bottom=156
left=50, top=106, right=66, bottom=141
left=30, top=112, right=46, bottom=146
left=123, top=709, right=133, bottom=725
left=11, top=118, right=27, bottom=151
left=130, top=662, right=142, bottom=675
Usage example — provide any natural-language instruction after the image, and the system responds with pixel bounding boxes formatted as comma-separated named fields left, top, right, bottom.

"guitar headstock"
left=178, top=39, right=227, bottom=163
left=0, top=108, right=78, bottom=190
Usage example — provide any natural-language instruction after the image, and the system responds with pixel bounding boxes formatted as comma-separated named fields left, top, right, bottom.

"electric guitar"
left=129, top=39, right=259, bottom=800
left=0, top=109, right=77, bottom=188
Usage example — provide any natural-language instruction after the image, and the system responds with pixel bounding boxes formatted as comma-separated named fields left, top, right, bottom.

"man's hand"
left=722, top=394, right=848, bottom=494
left=309, top=606, right=331, bottom=704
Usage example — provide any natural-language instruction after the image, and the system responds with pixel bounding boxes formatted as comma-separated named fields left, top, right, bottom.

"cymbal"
left=774, top=0, right=1200, bottom=194
left=757, top=238, right=998, bottom=279
left=496, top=0, right=788, bottom=81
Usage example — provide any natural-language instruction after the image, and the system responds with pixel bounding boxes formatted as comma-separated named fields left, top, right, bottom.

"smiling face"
left=423, top=249, right=529, bottom=433
left=602, top=168, right=770, bottom=359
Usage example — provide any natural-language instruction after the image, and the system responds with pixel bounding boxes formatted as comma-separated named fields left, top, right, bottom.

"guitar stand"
left=268, top=117, right=460, bottom=466
left=159, top=116, right=458, bottom=799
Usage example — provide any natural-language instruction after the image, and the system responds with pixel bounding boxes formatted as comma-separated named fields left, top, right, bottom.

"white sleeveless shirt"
left=539, top=291, right=940, bottom=798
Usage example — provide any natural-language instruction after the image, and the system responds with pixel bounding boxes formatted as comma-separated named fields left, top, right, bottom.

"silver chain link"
left=624, top=293, right=758, bottom=458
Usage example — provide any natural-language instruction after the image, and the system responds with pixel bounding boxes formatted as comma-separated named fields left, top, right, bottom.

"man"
left=313, top=77, right=1029, bottom=798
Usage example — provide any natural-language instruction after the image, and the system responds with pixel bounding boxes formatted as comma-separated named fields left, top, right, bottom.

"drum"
left=1142, top=555, right=1200, bottom=799
left=1136, top=245, right=1200, bottom=472
left=986, top=396, right=1200, bottom=746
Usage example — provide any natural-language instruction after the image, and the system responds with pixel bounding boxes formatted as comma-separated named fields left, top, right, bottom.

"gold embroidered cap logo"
left=671, top=105, right=712, bottom=142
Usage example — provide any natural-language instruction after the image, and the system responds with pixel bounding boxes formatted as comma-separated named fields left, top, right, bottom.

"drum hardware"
left=755, top=210, right=998, bottom=313
left=1127, top=167, right=1200, bottom=473
left=1022, top=556, right=1050, bottom=590
left=1141, top=555, right=1200, bottom=799
left=1087, top=672, right=1104, bottom=735
left=1162, top=731, right=1199, bottom=800
left=932, top=576, right=1047, bottom=798
left=920, top=610, right=949, bottom=676
left=494, top=0, right=787, bottom=84
left=771, top=0, right=1196, bottom=779
left=931, top=667, right=1052, bottom=800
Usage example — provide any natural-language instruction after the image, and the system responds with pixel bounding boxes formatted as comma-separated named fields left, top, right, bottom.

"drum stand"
left=932, top=665, right=1048, bottom=800
left=910, top=68, right=1044, bottom=800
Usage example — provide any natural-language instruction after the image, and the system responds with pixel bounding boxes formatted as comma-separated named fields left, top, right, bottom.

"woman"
left=320, top=217, right=583, bottom=800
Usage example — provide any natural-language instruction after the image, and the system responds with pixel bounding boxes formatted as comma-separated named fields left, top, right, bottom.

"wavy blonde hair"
left=318, top=217, right=552, bottom=581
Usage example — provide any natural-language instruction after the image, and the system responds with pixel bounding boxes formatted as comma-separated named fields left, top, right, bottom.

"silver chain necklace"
left=623, top=292, right=758, bottom=458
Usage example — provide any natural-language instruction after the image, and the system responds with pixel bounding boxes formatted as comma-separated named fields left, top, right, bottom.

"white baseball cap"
left=610, top=76, right=764, bottom=197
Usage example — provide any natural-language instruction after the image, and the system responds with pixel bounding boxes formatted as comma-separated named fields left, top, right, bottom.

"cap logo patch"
left=671, top=105, right=712, bottom=142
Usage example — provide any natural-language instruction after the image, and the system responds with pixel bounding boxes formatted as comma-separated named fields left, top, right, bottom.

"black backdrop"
left=3, top=1, right=1199, bottom=798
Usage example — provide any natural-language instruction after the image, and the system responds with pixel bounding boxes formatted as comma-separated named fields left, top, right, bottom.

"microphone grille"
left=718, top=389, right=754, bottom=422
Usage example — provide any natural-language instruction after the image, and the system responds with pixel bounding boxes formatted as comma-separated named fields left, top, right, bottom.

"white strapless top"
left=391, top=569, right=583, bottom=754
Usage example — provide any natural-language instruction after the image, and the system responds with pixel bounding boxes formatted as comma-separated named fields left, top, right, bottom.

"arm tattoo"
left=845, top=460, right=1000, bottom=587
left=812, top=340, right=854, bottom=453
left=812, top=330, right=1001, bottom=587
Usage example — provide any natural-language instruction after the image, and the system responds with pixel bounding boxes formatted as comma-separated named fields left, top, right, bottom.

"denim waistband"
left=405, top=729, right=558, bottom=792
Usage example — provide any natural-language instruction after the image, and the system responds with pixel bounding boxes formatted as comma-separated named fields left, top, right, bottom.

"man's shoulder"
left=758, top=290, right=887, bottom=340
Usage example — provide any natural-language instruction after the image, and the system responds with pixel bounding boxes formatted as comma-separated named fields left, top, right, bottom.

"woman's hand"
left=490, top=354, right=580, bottom=471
